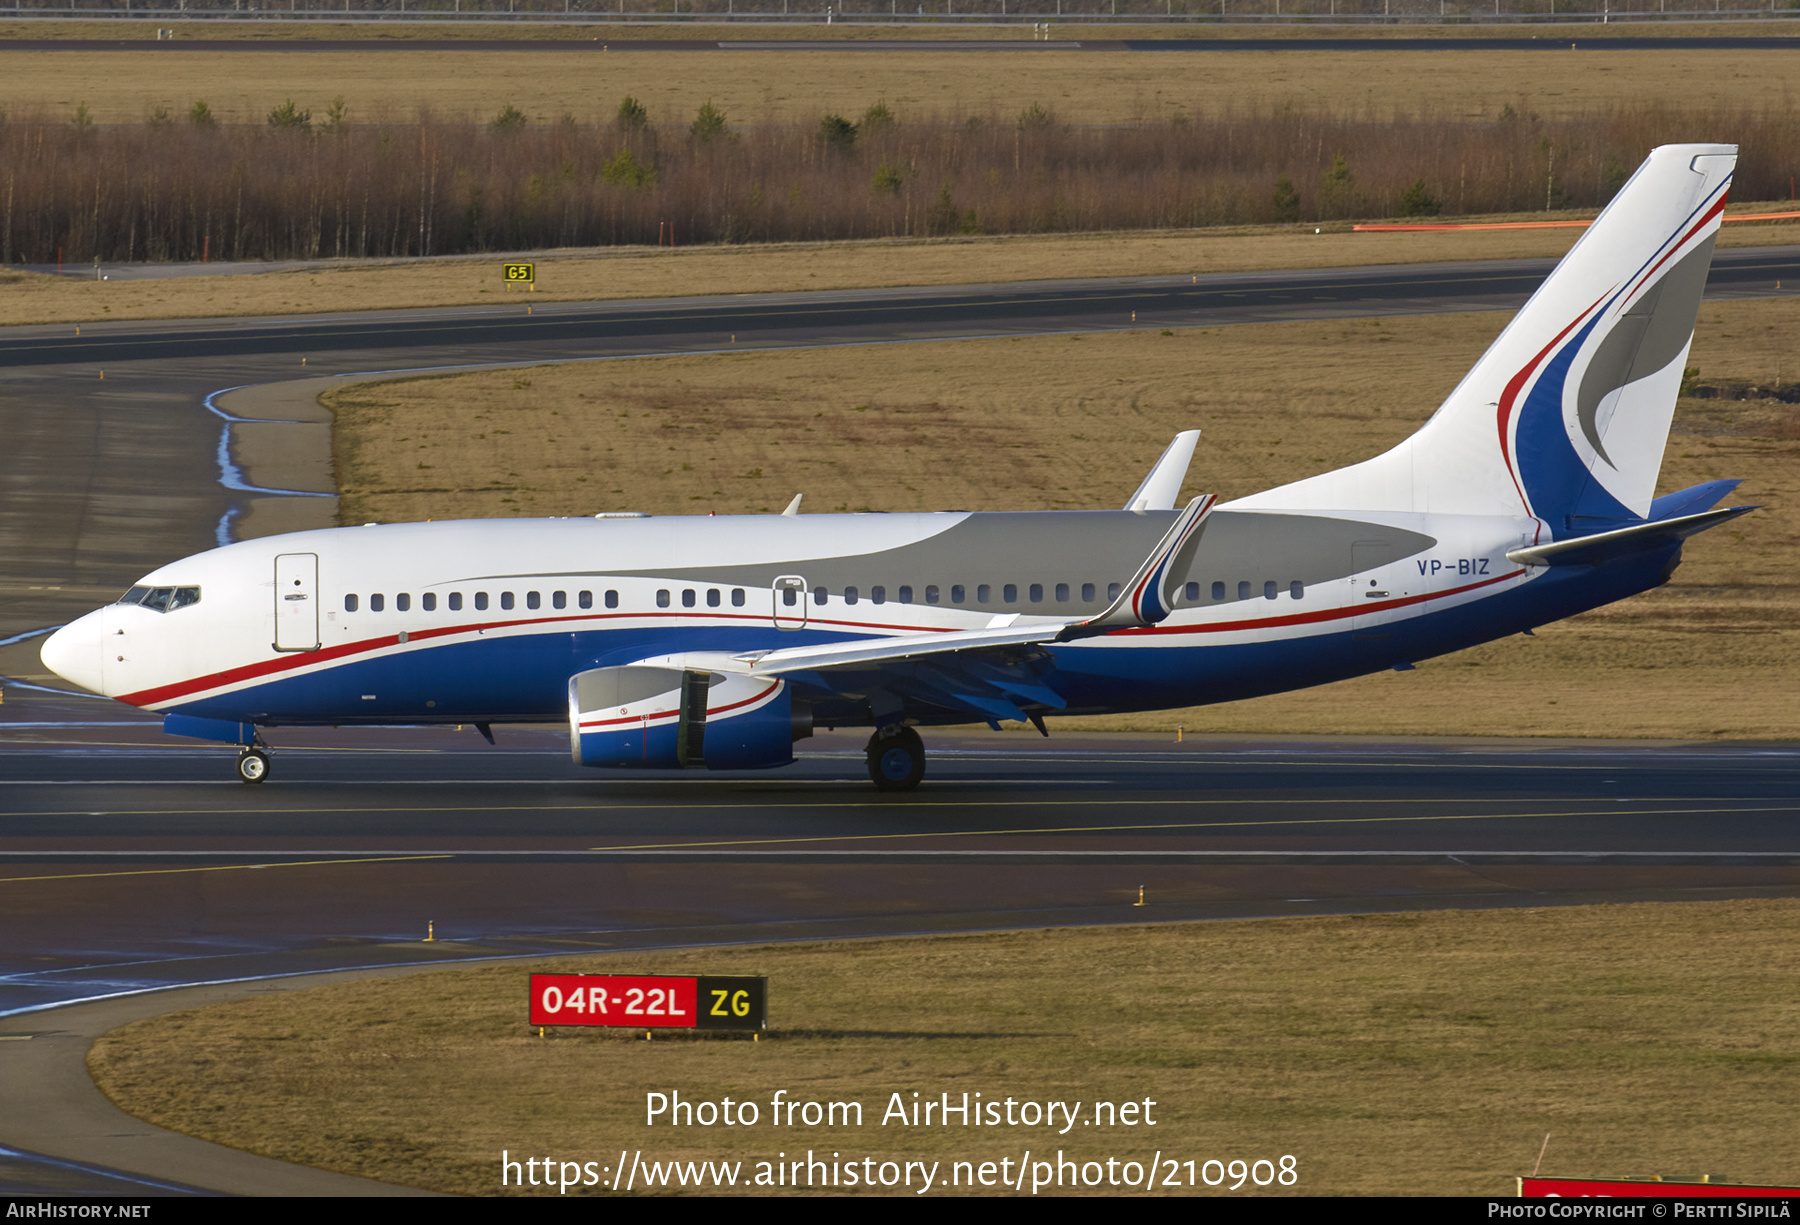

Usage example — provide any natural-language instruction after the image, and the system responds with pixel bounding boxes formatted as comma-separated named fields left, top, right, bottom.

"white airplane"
left=42, top=144, right=1754, bottom=790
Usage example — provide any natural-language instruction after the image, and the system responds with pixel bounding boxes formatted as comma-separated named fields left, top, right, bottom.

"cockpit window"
left=117, top=586, right=200, bottom=613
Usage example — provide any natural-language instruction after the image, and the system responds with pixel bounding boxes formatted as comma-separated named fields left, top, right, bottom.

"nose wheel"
left=865, top=726, right=925, bottom=792
left=236, top=748, right=271, bottom=785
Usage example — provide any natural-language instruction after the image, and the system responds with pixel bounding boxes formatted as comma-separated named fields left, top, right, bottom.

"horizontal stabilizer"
left=1505, top=505, right=1755, bottom=568
left=1648, top=479, right=1741, bottom=522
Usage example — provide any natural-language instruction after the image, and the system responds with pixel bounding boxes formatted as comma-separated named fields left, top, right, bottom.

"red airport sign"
left=530, top=974, right=766, bottom=1031
left=1522, top=1177, right=1800, bottom=1197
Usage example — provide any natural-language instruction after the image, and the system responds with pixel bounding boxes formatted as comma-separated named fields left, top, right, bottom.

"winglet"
left=781, top=493, right=803, bottom=517
left=1060, top=495, right=1215, bottom=640
left=1123, top=431, right=1201, bottom=513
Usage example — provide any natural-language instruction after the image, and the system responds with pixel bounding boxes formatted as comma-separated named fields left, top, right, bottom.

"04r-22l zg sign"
left=529, top=974, right=767, bottom=1031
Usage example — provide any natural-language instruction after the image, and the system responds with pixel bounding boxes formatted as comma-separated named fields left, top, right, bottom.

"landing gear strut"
left=236, top=746, right=271, bottom=784
left=865, top=726, right=925, bottom=792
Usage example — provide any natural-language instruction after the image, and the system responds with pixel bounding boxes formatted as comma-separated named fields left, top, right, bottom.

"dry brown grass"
left=0, top=226, right=1603, bottom=327
left=5, top=18, right=1790, bottom=40
left=325, top=308, right=1518, bottom=521
left=326, top=296, right=1800, bottom=741
left=9, top=216, right=1793, bottom=329
left=1175, top=313, right=1800, bottom=740
left=1139, top=587, right=1799, bottom=740
left=9, top=43, right=1800, bottom=126
left=89, top=899, right=1800, bottom=1196
left=0, top=18, right=1059, bottom=41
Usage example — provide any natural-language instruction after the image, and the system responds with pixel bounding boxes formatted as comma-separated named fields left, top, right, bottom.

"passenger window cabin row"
left=803, top=581, right=1306, bottom=607
left=343, top=589, right=622, bottom=613
left=339, top=579, right=1307, bottom=615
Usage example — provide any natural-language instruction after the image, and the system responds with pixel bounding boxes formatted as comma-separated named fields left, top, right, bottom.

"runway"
left=8, top=248, right=1797, bottom=370
left=2, top=248, right=1797, bottom=1194
left=5, top=691, right=1798, bottom=1021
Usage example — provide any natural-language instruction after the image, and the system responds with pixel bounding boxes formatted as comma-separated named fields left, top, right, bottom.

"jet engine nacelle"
left=568, top=665, right=801, bottom=770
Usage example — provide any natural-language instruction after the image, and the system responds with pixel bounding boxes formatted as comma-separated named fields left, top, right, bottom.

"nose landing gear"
left=236, top=745, right=271, bottom=784
left=865, top=725, right=925, bottom=792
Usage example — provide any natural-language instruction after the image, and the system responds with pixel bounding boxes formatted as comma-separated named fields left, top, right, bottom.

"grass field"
left=5, top=225, right=1593, bottom=326
left=323, top=296, right=1799, bottom=740
left=5, top=221, right=1795, bottom=329
left=7, top=42, right=1800, bottom=126
left=6, top=18, right=1794, bottom=40
left=87, top=898, right=1800, bottom=1196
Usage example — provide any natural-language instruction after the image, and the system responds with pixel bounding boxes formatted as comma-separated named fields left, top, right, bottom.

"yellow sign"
left=503, top=262, right=535, bottom=284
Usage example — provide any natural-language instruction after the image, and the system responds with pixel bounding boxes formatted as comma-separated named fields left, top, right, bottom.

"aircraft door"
left=274, top=553, right=320, bottom=651
left=772, top=575, right=808, bottom=631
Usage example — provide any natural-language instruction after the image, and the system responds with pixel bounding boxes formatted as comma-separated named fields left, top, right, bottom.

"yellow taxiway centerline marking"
left=914, top=756, right=1773, bottom=773
left=5, top=807, right=1783, bottom=879
left=585, top=805, right=1794, bottom=851
left=0, top=854, right=453, bottom=884
left=19, top=796, right=1771, bottom=819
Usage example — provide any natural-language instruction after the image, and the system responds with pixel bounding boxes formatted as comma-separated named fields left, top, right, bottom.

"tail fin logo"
left=1504, top=167, right=1731, bottom=534
left=1205, top=145, right=1735, bottom=526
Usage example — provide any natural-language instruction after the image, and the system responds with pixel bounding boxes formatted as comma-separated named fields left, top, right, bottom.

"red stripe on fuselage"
left=126, top=567, right=1528, bottom=708
left=1114, top=567, right=1524, bottom=637
left=118, top=608, right=962, bottom=707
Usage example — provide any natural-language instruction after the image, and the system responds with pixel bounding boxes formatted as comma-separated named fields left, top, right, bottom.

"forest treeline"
left=2, top=99, right=1793, bottom=263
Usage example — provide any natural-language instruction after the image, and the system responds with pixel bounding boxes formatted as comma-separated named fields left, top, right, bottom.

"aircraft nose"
left=41, top=609, right=106, bottom=695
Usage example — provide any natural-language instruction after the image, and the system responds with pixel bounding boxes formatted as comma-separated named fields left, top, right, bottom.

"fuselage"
left=42, top=503, right=1665, bottom=732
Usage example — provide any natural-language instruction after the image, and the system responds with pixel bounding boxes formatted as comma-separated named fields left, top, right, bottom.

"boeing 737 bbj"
left=43, top=144, right=1755, bottom=790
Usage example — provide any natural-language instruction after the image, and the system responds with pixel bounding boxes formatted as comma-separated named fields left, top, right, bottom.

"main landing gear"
left=865, top=726, right=925, bottom=792
left=236, top=745, right=271, bottom=784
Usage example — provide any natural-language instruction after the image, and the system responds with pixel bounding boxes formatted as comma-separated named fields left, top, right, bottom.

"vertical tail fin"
left=1232, top=144, right=1736, bottom=536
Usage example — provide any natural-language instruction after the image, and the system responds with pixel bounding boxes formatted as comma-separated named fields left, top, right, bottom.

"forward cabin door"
left=274, top=553, right=320, bottom=652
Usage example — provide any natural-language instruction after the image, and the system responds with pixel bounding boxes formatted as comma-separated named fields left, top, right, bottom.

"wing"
left=629, top=495, right=1215, bottom=728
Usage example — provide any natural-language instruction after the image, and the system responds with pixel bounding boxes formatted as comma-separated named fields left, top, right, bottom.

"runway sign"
left=530, top=973, right=767, bottom=1031
left=503, top=262, right=535, bottom=284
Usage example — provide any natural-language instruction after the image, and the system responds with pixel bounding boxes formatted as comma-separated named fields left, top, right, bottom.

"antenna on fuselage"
left=780, top=493, right=803, bottom=517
